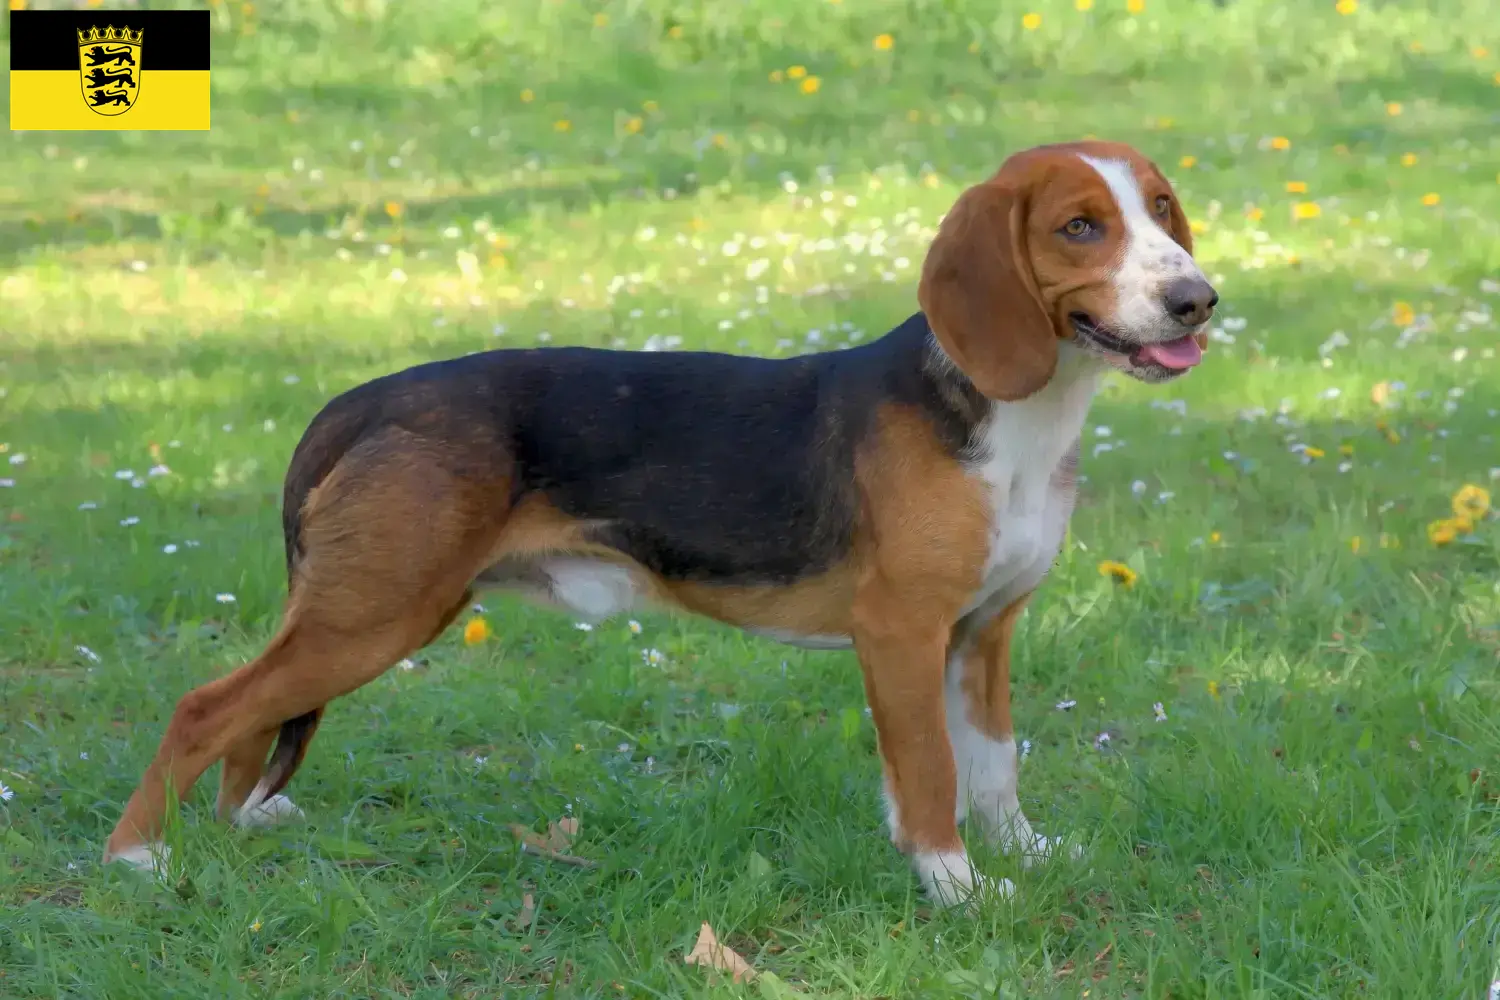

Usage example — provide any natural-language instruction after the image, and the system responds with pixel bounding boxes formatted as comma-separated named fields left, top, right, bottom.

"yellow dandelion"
left=1386, top=102, right=1403, bottom=116
left=574, top=743, right=586, bottom=752
left=1179, top=155, right=1197, bottom=168
left=1190, top=219, right=1208, bottom=235
left=787, top=65, right=807, bottom=79
left=1270, top=136, right=1291, bottom=151
left=384, top=200, right=403, bottom=219
left=1421, top=192, right=1440, bottom=206
left=1401, top=152, right=1418, bottom=167
left=593, top=12, right=608, bottom=26
left=1427, top=520, right=1458, bottom=546
left=1335, top=0, right=1357, bottom=12
left=1453, top=514, right=1474, bottom=534
left=463, top=617, right=491, bottom=645
left=1207, top=680, right=1220, bottom=698
left=1293, top=201, right=1322, bottom=220
left=250, top=920, right=262, bottom=933
left=874, top=33, right=894, bottom=50
left=1475, top=46, right=1490, bottom=58
left=554, top=119, right=572, bottom=132
left=1392, top=301, right=1415, bottom=325
left=1304, top=446, right=1326, bottom=459
left=800, top=75, right=821, bottom=94
left=1209, top=531, right=1222, bottom=544
left=1022, top=12, right=1042, bottom=30
left=1246, top=205, right=1264, bottom=222
left=1098, top=560, right=1138, bottom=588
left=1350, top=536, right=1362, bottom=553
left=1285, top=180, right=1308, bottom=193
left=668, top=25, right=683, bottom=39
left=520, top=88, right=535, bottom=103
left=1076, top=0, right=1094, bottom=9
left=1126, top=0, right=1145, bottom=12
left=769, top=69, right=784, bottom=82
left=1452, top=484, right=1491, bottom=520
left=711, top=133, right=727, bottom=148
left=624, top=116, right=643, bottom=134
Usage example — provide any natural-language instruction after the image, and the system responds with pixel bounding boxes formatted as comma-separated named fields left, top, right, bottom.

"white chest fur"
left=958, top=348, right=1098, bottom=621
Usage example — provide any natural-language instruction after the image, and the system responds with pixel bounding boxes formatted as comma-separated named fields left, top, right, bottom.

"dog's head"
left=919, top=140, right=1216, bottom=400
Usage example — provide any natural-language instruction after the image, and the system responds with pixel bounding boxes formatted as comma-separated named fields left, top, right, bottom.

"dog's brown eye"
left=1155, top=195, right=1171, bottom=216
left=1063, top=218, right=1093, bottom=238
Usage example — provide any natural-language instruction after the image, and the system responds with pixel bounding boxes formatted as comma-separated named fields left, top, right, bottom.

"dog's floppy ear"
left=918, top=181, right=1057, bottom=401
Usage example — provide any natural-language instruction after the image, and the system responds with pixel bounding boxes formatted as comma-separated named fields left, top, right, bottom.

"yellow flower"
left=384, top=201, right=403, bottom=219
left=1022, top=12, right=1042, bottom=30
left=1285, top=180, right=1308, bottom=193
left=711, top=133, right=726, bottom=148
left=1339, top=443, right=1355, bottom=456
left=1270, top=136, right=1291, bottom=150
left=1179, top=155, right=1197, bottom=168
left=1349, top=536, right=1362, bottom=553
left=1246, top=205, right=1264, bottom=222
left=1304, top=446, right=1325, bottom=459
left=1475, top=46, right=1491, bottom=58
left=1401, top=152, right=1418, bottom=167
left=250, top=920, right=262, bottom=933
left=1385, top=428, right=1401, bottom=444
left=593, top=12, right=608, bottom=26
left=1076, top=0, right=1094, bottom=9
left=1392, top=301, right=1415, bottom=325
left=1453, top=484, right=1491, bottom=520
left=1421, top=192, right=1440, bottom=206
left=787, top=65, right=807, bottom=79
left=1386, top=102, right=1402, bottom=116
left=1098, top=560, right=1137, bottom=587
left=1207, top=680, right=1220, bottom=698
left=668, top=25, right=683, bottom=39
left=1293, top=201, right=1322, bottom=220
left=1126, top=0, right=1145, bottom=12
left=1209, top=531, right=1222, bottom=544
left=624, top=116, right=643, bottom=134
left=520, top=88, right=534, bottom=103
left=874, top=33, right=894, bottom=50
left=554, top=119, right=572, bottom=132
left=1190, top=219, right=1208, bottom=235
left=1427, top=520, right=1458, bottom=546
left=1453, top=514, right=1474, bottom=534
left=463, top=617, right=491, bottom=645
left=1335, top=0, right=1356, bottom=12
left=800, top=76, right=821, bottom=94
left=1494, top=71, right=1500, bottom=85
left=1409, top=41, right=1423, bottom=53
left=769, top=69, right=784, bottom=82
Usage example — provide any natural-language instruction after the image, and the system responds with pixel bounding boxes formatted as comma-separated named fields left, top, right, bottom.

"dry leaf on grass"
left=684, top=922, right=758, bottom=983
left=507, top=815, right=597, bottom=868
left=515, top=892, right=536, bottom=931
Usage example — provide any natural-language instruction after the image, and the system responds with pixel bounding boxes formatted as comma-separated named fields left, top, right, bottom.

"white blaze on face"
left=1078, top=155, right=1205, bottom=340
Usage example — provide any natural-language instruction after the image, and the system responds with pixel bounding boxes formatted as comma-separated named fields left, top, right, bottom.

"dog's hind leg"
left=104, top=428, right=510, bottom=871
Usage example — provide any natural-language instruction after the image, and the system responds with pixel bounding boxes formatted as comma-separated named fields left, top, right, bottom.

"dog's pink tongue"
left=1135, top=336, right=1203, bottom=370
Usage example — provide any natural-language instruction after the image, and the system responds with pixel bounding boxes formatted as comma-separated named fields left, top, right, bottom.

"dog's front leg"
left=851, top=573, right=1011, bottom=909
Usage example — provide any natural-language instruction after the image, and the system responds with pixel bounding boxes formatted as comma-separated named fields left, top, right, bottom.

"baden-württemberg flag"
left=9, top=8, right=209, bottom=130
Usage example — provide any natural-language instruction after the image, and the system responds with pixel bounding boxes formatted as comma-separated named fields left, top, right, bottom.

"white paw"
left=234, top=793, right=305, bottom=829
left=914, top=850, right=1014, bottom=910
left=107, top=842, right=171, bottom=876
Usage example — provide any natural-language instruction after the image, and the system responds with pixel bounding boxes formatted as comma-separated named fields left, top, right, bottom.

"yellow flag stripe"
left=10, top=70, right=210, bottom=130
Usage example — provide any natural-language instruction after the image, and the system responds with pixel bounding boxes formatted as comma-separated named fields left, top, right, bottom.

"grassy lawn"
left=3, top=0, right=1500, bottom=995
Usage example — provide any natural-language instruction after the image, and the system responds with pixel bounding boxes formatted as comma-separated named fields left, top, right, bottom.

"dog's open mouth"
left=1070, top=314, right=1202, bottom=371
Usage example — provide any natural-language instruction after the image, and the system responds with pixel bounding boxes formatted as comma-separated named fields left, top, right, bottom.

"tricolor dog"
left=105, top=140, right=1216, bottom=907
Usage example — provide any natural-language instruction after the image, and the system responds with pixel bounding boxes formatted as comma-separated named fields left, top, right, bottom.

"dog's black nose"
left=1163, top=275, right=1219, bottom=327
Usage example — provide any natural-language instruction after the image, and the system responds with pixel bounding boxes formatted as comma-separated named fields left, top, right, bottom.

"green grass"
left=3, top=0, right=1500, bottom=995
